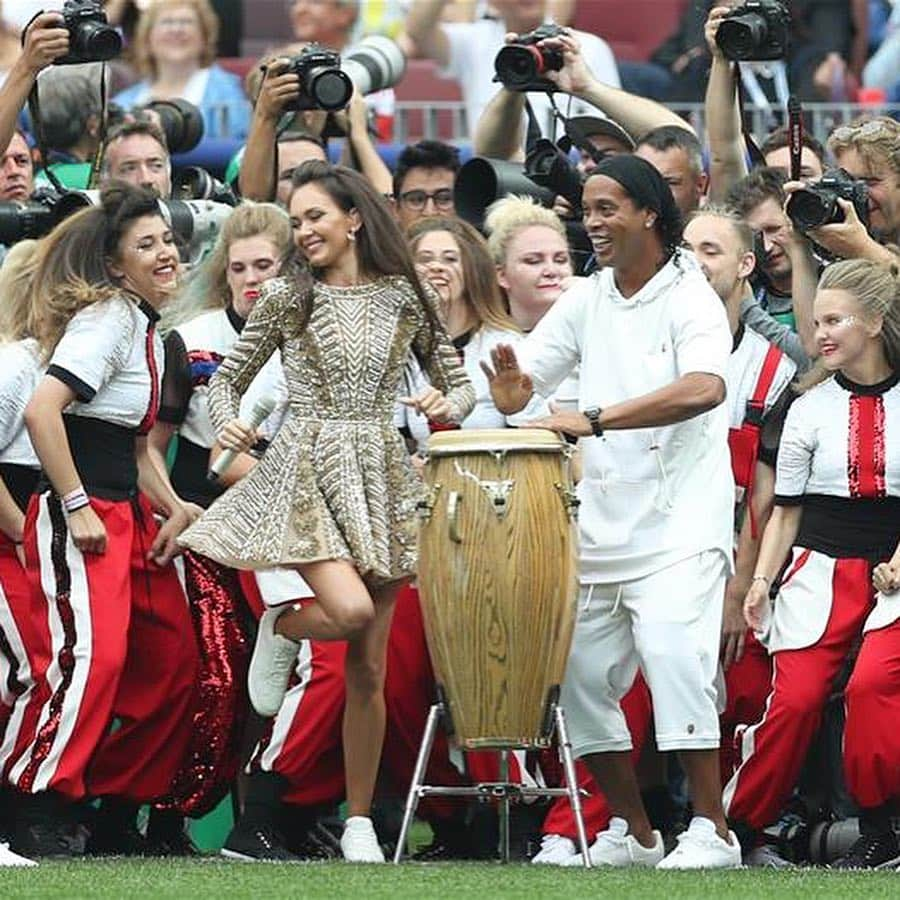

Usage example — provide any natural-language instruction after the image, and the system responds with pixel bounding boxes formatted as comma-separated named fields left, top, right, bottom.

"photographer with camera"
left=406, top=0, right=618, bottom=140
left=238, top=54, right=391, bottom=204
left=473, top=29, right=694, bottom=168
left=784, top=117, right=900, bottom=268
left=727, top=168, right=817, bottom=368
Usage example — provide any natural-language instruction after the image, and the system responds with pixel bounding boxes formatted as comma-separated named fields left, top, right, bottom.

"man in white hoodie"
left=484, top=154, right=740, bottom=869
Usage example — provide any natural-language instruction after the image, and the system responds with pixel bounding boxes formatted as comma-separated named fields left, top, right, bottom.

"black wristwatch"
left=584, top=407, right=604, bottom=437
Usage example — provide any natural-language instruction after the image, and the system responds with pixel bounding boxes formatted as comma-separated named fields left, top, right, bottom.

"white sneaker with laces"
left=531, top=834, right=576, bottom=864
left=0, top=842, right=37, bottom=867
left=248, top=607, right=301, bottom=717
left=559, top=817, right=664, bottom=867
left=340, top=816, right=385, bottom=863
left=656, top=817, right=742, bottom=869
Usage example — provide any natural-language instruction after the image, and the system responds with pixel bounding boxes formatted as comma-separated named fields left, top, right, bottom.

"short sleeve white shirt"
left=0, top=338, right=43, bottom=467
left=48, top=295, right=163, bottom=431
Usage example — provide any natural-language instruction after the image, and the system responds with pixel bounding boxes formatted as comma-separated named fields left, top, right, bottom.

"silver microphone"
left=207, top=395, right=277, bottom=482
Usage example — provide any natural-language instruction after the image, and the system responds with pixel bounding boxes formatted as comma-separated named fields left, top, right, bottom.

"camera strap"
left=523, top=97, right=543, bottom=156
left=732, top=63, right=766, bottom=170
left=27, top=62, right=109, bottom=192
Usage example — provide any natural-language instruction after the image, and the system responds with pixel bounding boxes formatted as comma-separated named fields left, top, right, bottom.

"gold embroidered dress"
left=178, top=273, right=474, bottom=585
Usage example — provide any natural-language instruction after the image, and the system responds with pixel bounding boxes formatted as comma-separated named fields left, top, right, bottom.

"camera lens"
left=716, top=14, right=768, bottom=60
left=495, top=45, right=543, bottom=87
left=342, top=36, right=406, bottom=96
left=786, top=188, right=838, bottom=231
left=142, top=99, right=204, bottom=154
left=73, top=21, right=123, bottom=62
left=308, top=68, right=353, bottom=110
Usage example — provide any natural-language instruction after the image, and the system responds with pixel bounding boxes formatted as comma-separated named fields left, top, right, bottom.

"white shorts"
left=560, top=549, right=727, bottom=757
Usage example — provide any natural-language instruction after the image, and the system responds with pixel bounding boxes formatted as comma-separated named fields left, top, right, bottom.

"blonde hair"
left=162, top=202, right=294, bottom=332
left=799, top=259, right=900, bottom=391
left=827, top=116, right=900, bottom=178
left=0, top=240, right=40, bottom=343
left=483, top=195, right=567, bottom=267
left=134, top=0, right=219, bottom=81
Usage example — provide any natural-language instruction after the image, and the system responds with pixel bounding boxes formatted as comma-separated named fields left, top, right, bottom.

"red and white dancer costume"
left=0, top=339, right=44, bottom=778
left=723, top=371, right=900, bottom=829
left=6, top=295, right=199, bottom=804
left=156, top=307, right=294, bottom=816
left=719, top=326, right=795, bottom=781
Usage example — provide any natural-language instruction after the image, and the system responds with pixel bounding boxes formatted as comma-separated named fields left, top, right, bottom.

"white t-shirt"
left=175, top=308, right=287, bottom=449
left=439, top=17, right=620, bottom=139
left=0, top=338, right=43, bottom=468
left=518, top=254, right=734, bottom=584
left=49, top=295, right=163, bottom=431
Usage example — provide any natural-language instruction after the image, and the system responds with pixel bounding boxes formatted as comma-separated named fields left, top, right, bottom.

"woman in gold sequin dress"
left=179, top=161, right=474, bottom=861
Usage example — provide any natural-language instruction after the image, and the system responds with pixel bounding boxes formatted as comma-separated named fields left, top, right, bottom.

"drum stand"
left=393, top=702, right=592, bottom=867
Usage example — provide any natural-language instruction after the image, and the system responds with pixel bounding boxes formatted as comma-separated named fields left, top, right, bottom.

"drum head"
left=426, top=427, right=565, bottom=456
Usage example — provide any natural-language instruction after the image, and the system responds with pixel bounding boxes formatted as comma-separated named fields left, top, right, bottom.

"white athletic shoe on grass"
left=340, top=816, right=385, bottom=863
left=248, top=607, right=300, bottom=717
left=559, top=817, right=664, bottom=867
left=0, top=842, right=37, bottom=867
left=656, top=817, right=742, bottom=869
left=531, top=834, right=576, bottom=864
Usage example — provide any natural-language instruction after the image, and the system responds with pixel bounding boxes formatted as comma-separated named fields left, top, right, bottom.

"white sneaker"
left=0, top=842, right=37, bottom=867
left=531, top=834, right=576, bottom=864
left=248, top=607, right=301, bottom=717
left=656, top=817, right=742, bottom=870
left=340, top=816, right=385, bottom=863
left=559, top=817, right=664, bottom=867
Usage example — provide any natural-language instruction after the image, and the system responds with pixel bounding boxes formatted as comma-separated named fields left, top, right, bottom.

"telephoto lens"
left=342, top=36, right=407, bottom=95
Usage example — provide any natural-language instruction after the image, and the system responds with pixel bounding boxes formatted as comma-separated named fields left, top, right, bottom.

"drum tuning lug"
left=555, top=482, right=580, bottom=519
left=416, top=482, right=442, bottom=519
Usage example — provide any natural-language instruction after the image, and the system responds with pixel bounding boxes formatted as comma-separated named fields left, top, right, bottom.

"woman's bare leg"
left=269, top=560, right=405, bottom=815
left=343, top=580, right=403, bottom=816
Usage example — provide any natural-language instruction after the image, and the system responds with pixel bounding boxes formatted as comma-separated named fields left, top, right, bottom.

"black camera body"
left=56, top=0, right=122, bottom=65
left=785, top=169, right=869, bottom=233
left=284, top=45, right=353, bottom=111
left=494, top=23, right=566, bottom=92
left=715, top=0, right=789, bottom=61
left=525, top=139, right=584, bottom=214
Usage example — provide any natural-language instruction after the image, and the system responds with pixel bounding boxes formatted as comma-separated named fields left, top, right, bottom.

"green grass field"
left=1, top=860, right=898, bottom=899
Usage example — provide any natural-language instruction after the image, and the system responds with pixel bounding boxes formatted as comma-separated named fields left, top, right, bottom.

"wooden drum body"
left=417, top=428, right=579, bottom=749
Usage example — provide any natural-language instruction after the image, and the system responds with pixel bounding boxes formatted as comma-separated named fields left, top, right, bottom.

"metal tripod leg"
left=393, top=702, right=442, bottom=863
left=498, top=749, right=510, bottom=863
left=556, top=705, right=591, bottom=868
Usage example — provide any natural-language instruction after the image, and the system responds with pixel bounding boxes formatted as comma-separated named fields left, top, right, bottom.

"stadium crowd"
left=0, top=0, right=898, bottom=873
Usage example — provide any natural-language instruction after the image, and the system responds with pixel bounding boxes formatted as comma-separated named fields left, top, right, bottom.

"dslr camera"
left=525, top=139, right=584, bottom=214
left=55, top=0, right=122, bottom=65
left=283, top=45, right=353, bottom=112
left=495, top=23, right=566, bottom=92
left=715, top=0, right=789, bottom=62
left=785, top=169, right=869, bottom=233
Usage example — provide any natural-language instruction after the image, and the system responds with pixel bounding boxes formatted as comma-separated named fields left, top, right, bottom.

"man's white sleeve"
left=516, top=284, right=585, bottom=398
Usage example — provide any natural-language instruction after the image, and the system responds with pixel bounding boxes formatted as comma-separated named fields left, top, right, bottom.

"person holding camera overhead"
left=727, top=259, right=900, bottom=869
left=4, top=183, right=200, bottom=859
left=179, top=161, right=474, bottom=862
left=405, top=0, right=619, bottom=140
left=113, top=0, right=250, bottom=140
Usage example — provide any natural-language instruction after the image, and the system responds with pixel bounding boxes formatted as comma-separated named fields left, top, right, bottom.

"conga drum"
left=417, top=428, right=579, bottom=749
